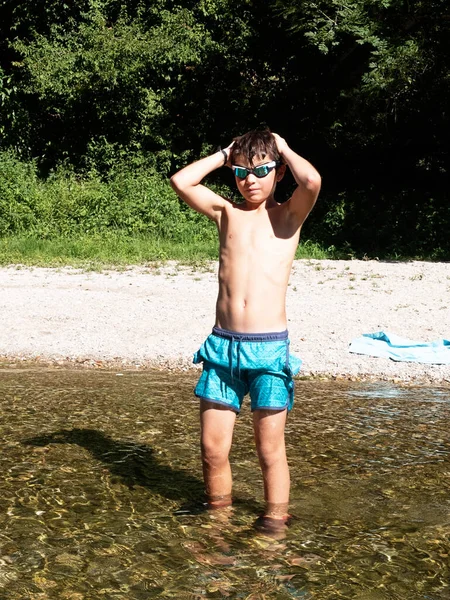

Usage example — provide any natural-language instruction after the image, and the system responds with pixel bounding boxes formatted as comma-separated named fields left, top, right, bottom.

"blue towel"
left=349, top=331, right=450, bottom=364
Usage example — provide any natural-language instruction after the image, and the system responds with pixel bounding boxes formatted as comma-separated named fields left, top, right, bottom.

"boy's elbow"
left=306, top=172, right=321, bottom=195
left=170, top=174, right=181, bottom=192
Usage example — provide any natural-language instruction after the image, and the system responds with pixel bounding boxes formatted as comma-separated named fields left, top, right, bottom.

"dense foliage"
left=0, top=150, right=216, bottom=242
left=0, top=0, right=448, bottom=258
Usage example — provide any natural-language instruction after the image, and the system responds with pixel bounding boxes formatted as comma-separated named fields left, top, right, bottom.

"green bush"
left=0, top=151, right=42, bottom=235
left=0, top=152, right=217, bottom=243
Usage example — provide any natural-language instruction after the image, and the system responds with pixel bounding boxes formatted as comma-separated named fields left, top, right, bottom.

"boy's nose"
left=246, top=172, right=257, bottom=182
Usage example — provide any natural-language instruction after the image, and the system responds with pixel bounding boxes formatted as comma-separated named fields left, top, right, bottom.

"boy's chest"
left=220, top=207, right=299, bottom=250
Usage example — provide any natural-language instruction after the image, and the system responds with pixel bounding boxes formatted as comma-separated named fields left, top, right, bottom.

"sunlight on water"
left=0, top=369, right=449, bottom=599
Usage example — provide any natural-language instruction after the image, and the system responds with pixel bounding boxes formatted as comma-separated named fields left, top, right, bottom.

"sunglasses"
left=231, top=161, right=279, bottom=179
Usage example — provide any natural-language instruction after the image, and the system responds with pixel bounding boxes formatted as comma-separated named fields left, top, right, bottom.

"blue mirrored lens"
left=234, top=167, right=248, bottom=179
left=254, top=165, right=270, bottom=177
left=232, top=162, right=277, bottom=179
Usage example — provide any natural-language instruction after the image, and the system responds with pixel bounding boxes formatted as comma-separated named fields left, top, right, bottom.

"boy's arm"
left=170, top=146, right=232, bottom=223
left=273, top=133, right=321, bottom=225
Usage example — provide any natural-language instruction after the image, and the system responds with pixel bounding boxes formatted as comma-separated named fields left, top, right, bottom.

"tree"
left=0, top=0, right=448, bottom=255
left=275, top=0, right=449, bottom=256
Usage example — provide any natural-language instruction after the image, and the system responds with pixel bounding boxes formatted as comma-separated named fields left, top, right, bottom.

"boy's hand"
left=272, top=133, right=289, bottom=161
left=222, top=141, right=234, bottom=167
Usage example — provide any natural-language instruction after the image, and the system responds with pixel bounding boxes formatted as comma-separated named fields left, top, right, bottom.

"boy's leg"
left=253, top=409, right=290, bottom=519
left=200, top=400, right=237, bottom=508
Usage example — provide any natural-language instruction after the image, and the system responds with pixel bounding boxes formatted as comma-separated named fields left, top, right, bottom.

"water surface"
left=0, top=369, right=449, bottom=599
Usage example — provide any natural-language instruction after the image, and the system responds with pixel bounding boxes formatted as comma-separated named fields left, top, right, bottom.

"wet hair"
left=230, top=128, right=281, bottom=166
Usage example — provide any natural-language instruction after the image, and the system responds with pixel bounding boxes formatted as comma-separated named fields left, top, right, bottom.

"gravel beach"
left=1, top=260, right=449, bottom=384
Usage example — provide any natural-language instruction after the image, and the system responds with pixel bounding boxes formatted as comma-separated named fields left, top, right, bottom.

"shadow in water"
left=23, top=428, right=204, bottom=503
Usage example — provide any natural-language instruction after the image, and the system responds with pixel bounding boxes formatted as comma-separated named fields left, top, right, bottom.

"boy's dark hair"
left=230, top=128, right=281, bottom=166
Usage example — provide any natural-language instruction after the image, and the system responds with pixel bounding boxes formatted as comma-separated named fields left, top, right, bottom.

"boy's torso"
left=215, top=201, right=301, bottom=333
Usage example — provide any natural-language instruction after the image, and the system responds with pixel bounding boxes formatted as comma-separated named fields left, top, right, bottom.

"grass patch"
left=295, top=240, right=333, bottom=260
left=0, top=234, right=219, bottom=268
left=0, top=234, right=334, bottom=268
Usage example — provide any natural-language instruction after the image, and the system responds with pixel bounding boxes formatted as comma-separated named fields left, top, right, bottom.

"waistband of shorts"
left=212, top=326, right=288, bottom=342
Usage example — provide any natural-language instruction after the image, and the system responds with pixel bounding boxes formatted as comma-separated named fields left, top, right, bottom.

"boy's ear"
left=276, top=164, right=286, bottom=182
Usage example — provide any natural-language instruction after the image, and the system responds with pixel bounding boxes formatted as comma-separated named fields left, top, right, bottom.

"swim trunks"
left=193, top=327, right=302, bottom=413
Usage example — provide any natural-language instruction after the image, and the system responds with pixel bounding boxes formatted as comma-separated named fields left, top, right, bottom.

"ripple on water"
left=0, top=369, right=449, bottom=599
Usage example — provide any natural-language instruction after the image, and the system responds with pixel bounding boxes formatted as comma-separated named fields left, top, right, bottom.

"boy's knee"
left=201, top=439, right=230, bottom=466
left=257, top=440, right=286, bottom=468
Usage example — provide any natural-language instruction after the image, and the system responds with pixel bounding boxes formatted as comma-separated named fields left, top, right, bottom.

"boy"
left=170, top=129, right=320, bottom=530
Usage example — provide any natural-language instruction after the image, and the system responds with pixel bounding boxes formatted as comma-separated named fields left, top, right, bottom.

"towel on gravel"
left=349, top=331, right=450, bottom=364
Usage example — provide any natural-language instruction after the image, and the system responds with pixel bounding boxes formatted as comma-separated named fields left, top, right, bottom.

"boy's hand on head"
left=223, top=141, right=234, bottom=167
left=272, top=133, right=289, bottom=160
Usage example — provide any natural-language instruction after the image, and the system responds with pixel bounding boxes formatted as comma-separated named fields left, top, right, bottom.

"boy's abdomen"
left=215, top=291, right=287, bottom=333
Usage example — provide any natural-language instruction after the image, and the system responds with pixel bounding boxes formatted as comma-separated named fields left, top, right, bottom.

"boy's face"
left=232, top=154, right=285, bottom=206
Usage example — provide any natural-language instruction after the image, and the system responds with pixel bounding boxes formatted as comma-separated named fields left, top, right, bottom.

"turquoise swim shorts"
left=193, top=327, right=302, bottom=413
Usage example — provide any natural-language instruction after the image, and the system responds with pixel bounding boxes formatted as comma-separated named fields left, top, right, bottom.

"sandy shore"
left=1, top=260, right=449, bottom=384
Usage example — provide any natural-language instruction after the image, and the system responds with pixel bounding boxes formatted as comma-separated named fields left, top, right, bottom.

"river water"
left=0, top=369, right=449, bottom=599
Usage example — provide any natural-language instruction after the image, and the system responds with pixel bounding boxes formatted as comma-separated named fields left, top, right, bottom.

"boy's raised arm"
left=273, top=133, right=321, bottom=225
left=170, top=146, right=232, bottom=222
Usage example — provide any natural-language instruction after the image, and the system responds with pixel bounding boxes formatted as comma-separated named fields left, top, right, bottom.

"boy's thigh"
left=248, top=371, right=294, bottom=412
left=200, top=399, right=237, bottom=452
left=252, top=406, right=288, bottom=449
left=195, top=362, right=247, bottom=413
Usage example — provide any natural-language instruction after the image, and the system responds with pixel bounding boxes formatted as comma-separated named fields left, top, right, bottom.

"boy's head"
left=229, top=128, right=285, bottom=206
left=230, top=128, right=281, bottom=167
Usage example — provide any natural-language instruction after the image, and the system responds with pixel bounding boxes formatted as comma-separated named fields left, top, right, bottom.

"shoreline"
left=1, top=260, right=449, bottom=386
left=1, top=355, right=449, bottom=387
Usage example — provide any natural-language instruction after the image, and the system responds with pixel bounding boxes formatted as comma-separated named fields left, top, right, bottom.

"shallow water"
left=0, top=369, right=449, bottom=600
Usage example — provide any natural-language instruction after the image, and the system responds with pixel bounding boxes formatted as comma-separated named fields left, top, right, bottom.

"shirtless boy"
left=170, top=129, right=321, bottom=529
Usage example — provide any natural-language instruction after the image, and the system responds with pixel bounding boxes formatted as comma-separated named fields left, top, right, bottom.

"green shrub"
left=0, top=151, right=41, bottom=235
left=0, top=152, right=217, bottom=242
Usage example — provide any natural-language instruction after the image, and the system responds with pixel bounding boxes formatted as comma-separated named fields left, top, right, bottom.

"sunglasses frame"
left=231, top=161, right=280, bottom=179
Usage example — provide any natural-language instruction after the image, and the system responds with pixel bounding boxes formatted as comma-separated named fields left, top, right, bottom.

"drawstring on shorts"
left=228, top=335, right=242, bottom=383
left=213, top=326, right=289, bottom=383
